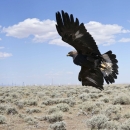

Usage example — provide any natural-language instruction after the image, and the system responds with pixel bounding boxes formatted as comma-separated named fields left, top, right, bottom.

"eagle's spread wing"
left=56, top=10, right=101, bottom=55
left=78, top=66, right=104, bottom=90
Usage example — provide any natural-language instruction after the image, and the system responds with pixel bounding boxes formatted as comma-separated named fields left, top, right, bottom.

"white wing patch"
left=75, top=30, right=83, bottom=39
left=101, top=54, right=113, bottom=77
left=102, top=54, right=111, bottom=63
left=86, top=77, right=97, bottom=85
left=100, top=62, right=113, bottom=77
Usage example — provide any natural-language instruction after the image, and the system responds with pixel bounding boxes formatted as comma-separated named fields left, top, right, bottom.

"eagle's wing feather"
left=56, top=10, right=101, bottom=55
left=78, top=66, right=104, bottom=90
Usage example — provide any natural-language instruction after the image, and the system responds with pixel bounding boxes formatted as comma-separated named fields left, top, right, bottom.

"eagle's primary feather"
left=55, top=10, right=119, bottom=90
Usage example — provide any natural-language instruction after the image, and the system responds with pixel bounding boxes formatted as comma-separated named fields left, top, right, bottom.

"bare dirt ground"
left=0, top=84, right=130, bottom=130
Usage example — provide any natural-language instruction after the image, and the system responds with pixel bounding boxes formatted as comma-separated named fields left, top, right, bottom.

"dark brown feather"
left=78, top=66, right=104, bottom=90
left=55, top=10, right=101, bottom=56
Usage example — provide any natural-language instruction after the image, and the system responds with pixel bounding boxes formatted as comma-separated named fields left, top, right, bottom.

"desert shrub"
left=19, top=114, right=26, bottom=119
left=104, top=90, right=113, bottom=94
left=60, top=98, right=76, bottom=107
left=42, top=98, right=60, bottom=105
left=15, top=100, right=26, bottom=105
left=119, top=118, right=130, bottom=130
left=113, top=94, right=130, bottom=105
left=25, top=92, right=30, bottom=96
left=87, top=93, right=98, bottom=99
left=50, top=92, right=58, bottom=98
left=83, top=88, right=89, bottom=93
left=0, top=115, right=6, bottom=124
left=87, top=114, right=108, bottom=129
left=123, top=112, right=130, bottom=118
left=5, top=97, right=12, bottom=103
left=100, top=97, right=109, bottom=103
left=26, top=99, right=38, bottom=106
left=16, top=101, right=24, bottom=109
left=95, top=101, right=104, bottom=108
left=125, top=85, right=130, bottom=88
left=34, top=116, right=45, bottom=121
left=0, top=105, right=7, bottom=114
left=37, top=92, right=45, bottom=98
left=44, top=112, right=63, bottom=123
left=10, top=92, right=19, bottom=99
left=57, top=103, right=69, bottom=112
left=42, top=98, right=76, bottom=107
left=49, top=121, right=66, bottom=130
left=79, top=93, right=89, bottom=102
left=26, top=108, right=41, bottom=114
left=24, top=116, right=37, bottom=125
left=48, top=107, right=59, bottom=114
left=38, top=104, right=45, bottom=108
left=4, top=92, right=10, bottom=97
left=67, top=89, right=77, bottom=97
left=105, top=121, right=119, bottom=129
left=79, top=101, right=96, bottom=113
left=44, top=91, right=51, bottom=96
left=103, top=105, right=121, bottom=120
left=92, top=108, right=101, bottom=114
left=6, top=107, right=18, bottom=115
left=0, top=92, right=4, bottom=96
left=67, top=92, right=73, bottom=97
left=0, top=97, right=5, bottom=103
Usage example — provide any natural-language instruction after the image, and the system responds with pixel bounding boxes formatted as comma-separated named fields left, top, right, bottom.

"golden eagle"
left=55, top=10, right=118, bottom=90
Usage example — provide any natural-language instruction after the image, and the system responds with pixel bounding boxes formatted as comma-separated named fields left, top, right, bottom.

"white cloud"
left=0, top=52, right=12, bottom=58
left=85, top=21, right=130, bottom=45
left=2, top=18, right=57, bottom=38
left=49, top=38, right=70, bottom=47
left=2, top=18, right=130, bottom=46
left=118, top=38, right=130, bottom=43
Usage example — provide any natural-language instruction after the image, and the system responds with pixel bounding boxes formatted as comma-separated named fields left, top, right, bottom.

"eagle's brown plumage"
left=55, top=10, right=119, bottom=90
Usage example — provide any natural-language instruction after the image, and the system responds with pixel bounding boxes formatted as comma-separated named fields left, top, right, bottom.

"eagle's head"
left=67, top=51, right=78, bottom=57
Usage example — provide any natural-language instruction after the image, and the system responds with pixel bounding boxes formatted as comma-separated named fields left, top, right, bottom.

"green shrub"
left=0, top=115, right=6, bottom=124
left=103, top=105, right=121, bottom=120
left=26, top=99, right=38, bottom=106
left=0, top=105, right=7, bottom=114
left=113, top=94, right=130, bottom=105
left=100, top=97, right=109, bottom=103
left=119, top=119, right=130, bottom=130
left=79, top=101, right=96, bottom=113
left=57, top=103, right=69, bottom=112
left=10, top=92, right=19, bottom=99
left=48, top=107, right=59, bottom=114
left=16, top=101, right=24, bottom=109
left=44, top=112, right=63, bottom=123
left=0, top=97, right=5, bottom=103
left=87, top=114, right=108, bottom=129
left=6, top=107, right=18, bottom=115
left=87, top=93, right=98, bottom=99
left=123, top=112, right=130, bottom=118
left=26, top=108, right=41, bottom=114
left=105, top=121, right=119, bottom=129
left=79, top=93, right=89, bottom=102
left=24, top=116, right=37, bottom=125
left=49, top=121, right=66, bottom=130
left=19, top=114, right=26, bottom=119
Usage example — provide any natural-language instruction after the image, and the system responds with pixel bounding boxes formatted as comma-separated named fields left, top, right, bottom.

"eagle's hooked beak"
left=67, top=54, right=70, bottom=56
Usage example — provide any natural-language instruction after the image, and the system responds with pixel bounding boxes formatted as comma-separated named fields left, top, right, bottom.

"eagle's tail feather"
left=100, top=50, right=118, bottom=84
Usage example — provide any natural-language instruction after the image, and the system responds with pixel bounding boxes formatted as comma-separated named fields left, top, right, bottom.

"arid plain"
left=0, top=84, right=130, bottom=130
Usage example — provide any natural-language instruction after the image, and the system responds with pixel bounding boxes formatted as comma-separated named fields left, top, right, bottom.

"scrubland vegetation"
left=0, top=84, right=130, bottom=130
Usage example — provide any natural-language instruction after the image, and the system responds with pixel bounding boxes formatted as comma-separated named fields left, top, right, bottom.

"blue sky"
left=0, top=0, right=130, bottom=86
